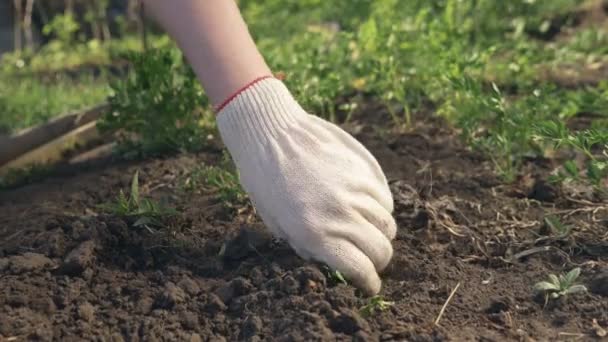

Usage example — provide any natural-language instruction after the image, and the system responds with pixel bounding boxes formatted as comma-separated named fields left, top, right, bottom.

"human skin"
left=143, top=0, right=272, bottom=107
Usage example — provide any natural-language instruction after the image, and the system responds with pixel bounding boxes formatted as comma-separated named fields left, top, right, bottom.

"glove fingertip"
left=361, top=273, right=382, bottom=296
left=317, top=240, right=383, bottom=296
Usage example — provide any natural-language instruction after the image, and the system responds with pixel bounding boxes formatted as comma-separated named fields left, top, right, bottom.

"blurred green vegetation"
left=0, top=74, right=108, bottom=134
left=1, top=0, right=607, bottom=188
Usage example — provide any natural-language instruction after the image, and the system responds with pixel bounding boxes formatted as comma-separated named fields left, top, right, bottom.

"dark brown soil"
left=1, top=102, right=607, bottom=341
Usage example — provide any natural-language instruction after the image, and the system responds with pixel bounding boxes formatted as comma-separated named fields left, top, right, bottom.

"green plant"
left=188, top=165, right=246, bottom=204
left=543, top=215, right=572, bottom=238
left=98, top=48, right=213, bottom=157
left=359, top=295, right=394, bottom=316
left=0, top=73, right=110, bottom=134
left=42, top=13, right=80, bottom=46
left=535, top=121, right=608, bottom=188
left=99, top=170, right=176, bottom=227
left=0, top=164, right=51, bottom=190
left=534, top=267, right=587, bottom=300
left=322, top=266, right=348, bottom=285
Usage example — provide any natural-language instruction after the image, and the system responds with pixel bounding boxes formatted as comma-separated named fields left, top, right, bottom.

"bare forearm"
left=143, top=0, right=271, bottom=106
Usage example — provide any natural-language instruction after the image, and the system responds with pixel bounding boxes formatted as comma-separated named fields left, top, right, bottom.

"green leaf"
left=544, top=215, right=570, bottom=236
left=359, top=17, right=378, bottom=52
left=534, top=281, right=559, bottom=292
left=563, top=267, right=581, bottom=286
left=564, top=284, right=587, bottom=295
left=133, top=216, right=158, bottom=227
left=333, top=270, right=347, bottom=285
left=587, top=161, right=606, bottom=184
left=130, top=170, right=140, bottom=206
left=548, top=274, right=560, bottom=286
left=563, top=161, right=579, bottom=178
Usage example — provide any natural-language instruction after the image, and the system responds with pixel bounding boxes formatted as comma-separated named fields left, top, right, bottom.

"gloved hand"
left=216, top=77, right=396, bottom=295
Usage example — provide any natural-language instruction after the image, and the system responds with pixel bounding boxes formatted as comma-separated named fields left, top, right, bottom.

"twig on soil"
left=434, top=282, right=461, bottom=326
left=557, top=332, right=586, bottom=339
left=510, top=246, right=553, bottom=261
left=556, top=204, right=607, bottom=221
left=505, top=245, right=572, bottom=265
left=424, top=198, right=467, bottom=237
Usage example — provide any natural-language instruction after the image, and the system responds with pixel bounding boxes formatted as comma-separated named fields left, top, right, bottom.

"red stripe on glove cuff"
left=214, top=75, right=275, bottom=113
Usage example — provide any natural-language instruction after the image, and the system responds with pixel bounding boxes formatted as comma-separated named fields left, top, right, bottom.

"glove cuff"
left=216, top=77, right=305, bottom=148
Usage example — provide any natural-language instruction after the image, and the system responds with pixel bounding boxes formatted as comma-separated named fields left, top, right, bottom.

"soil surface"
left=1, top=102, right=607, bottom=341
left=1, top=4, right=608, bottom=340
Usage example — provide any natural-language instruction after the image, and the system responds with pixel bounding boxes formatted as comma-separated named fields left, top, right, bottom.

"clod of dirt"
left=135, top=296, right=155, bottom=314
left=220, top=226, right=272, bottom=261
left=190, top=333, right=203, bottom=342
left=294, top=266, right=327, bottom=293
left=177, top=277, right=201, bottom=296
left=215, top=277, right=254, bottom=304
left=0, top=258, right=8, bottom=271
left=280, top=275, right=300, bottom=295
left=7, top=253, right=55, bottom=274
left=589, top=271, right=608, bottom=296
left=485, top=298, right=511, bottom=314
left=60, top=240, right=97, bottom=276
left=30, top=297, right=56, bottom=314
left=528, top=179, right=559, bottom=202
left=179, top=311, right=199, bottom=330
left=203, top=293, right=227, bottom=314
left=78, top=302, right=95, bottom=322
left=239, top=315, right=263, bottom=340
left=329, top=309, right=370, bottom=334
left=157, top=282, right=187, bottom=308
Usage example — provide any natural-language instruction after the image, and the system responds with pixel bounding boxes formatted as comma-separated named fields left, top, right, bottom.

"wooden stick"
left=0, top=103, right=109, bottom=166
left=434, top=282, right=461, bottom=326
left=0, top=120, right=100, bottom=175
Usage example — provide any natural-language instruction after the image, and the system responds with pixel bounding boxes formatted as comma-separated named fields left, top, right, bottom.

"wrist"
left=216, top=77, right=306, bottom=148
left=214, top=75, right=274, bottom=113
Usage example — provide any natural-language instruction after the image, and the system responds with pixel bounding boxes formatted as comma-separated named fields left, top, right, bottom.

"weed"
left=186, top=165, right=246, bottom=204
left=534, top=267, right=587, bottom=300
left=0, top=164, right=51, bottom=190
left=543, top=215, right=572, bottom=238
left=99, top=170, right=176, bottom=228
left=98, top=48, right=214, bottom=157
left=359, top=295, right=394, bottom=316
left=322, top=266, right=348, bottom=285
left=535, top=121, right=608, bottom=188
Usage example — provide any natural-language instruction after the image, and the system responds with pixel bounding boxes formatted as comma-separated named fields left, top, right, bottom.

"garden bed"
left=1, top=107, right=606, bottom=341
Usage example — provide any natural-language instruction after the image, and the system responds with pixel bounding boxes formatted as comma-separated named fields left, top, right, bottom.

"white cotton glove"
left=216, top=77, right=396, bottom=295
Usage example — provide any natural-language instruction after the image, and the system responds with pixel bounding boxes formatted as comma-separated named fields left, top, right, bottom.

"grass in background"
left=1, top=0, right=607, bottom=190
left=0, top=73, right=110, bottom=134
